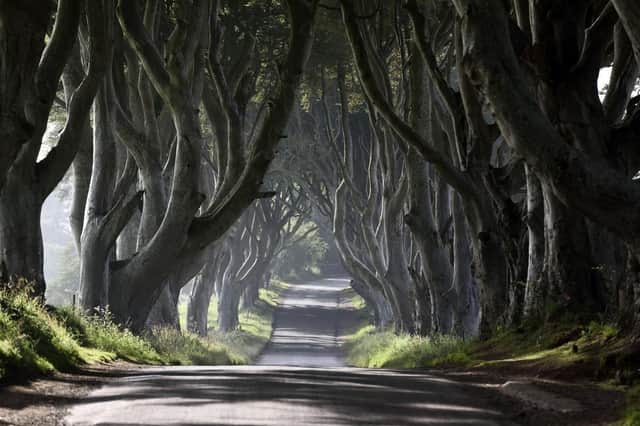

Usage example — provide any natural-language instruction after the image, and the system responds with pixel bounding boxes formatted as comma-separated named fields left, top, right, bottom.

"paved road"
left=66, top=278, right=516, bottom=425
left=256, top=278, right=349, bottom=367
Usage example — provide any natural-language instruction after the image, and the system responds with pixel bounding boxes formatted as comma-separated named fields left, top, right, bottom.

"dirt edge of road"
left=0, top=362, right=145, bottom=426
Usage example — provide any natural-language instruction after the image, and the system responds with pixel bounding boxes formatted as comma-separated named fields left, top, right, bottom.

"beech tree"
left=4, top=0, right=640, bottom=343
left=71, top=0, right=319, bottom=331
left=0, top=0, right=110, bottom=295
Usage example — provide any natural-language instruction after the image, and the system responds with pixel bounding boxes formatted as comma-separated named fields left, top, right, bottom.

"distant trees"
left=2, top=0, right=640, bottom=340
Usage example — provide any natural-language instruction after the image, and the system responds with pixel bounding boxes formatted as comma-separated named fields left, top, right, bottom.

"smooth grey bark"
left=0, top=0, right=107, bottom=296
left=63, top=47, right=94, bottom=255
left=523, top=165, right=546, bottom=321
left=216, top=217, right=253, bottom=333
left=79, top=76, right=141, bottom=311
left=342, top=1, right=512, bottom=335
left=350, top=278, right=394, bottom=328
left=110, top=0, right=318, bottom=332
left=451, top=193, right=478, bottom=337
left=145, top=285, right=180, bottom=330
left=405, top=155, right=454, bottom=335
left=187, top=265, right=216, bottom=337
left=542, top=185, right=602, bottom=318
left=456, top=0, right=640, bottom=252
left=0, top=183, right=44, bottom=293
left=218, top=281, right=243, bottom=332
left=79, top=84, right=116, bottom=309
left=405, top=49, right=455, bottom=334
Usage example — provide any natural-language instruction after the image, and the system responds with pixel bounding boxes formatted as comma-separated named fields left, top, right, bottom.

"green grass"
left=1, top=281, right=289, bottom=383
left=145, top=327, right=241, bottom=365
left=622, top=384, right=640, bottom=426
left=55, top=307, right=161, bottom=364
left=345, top=325, right=471, bottom=368
left=0, top=286, right=110, bottom=381
left=346, top=319, right=634, bottom=375
left=178, top=280, right=288, bottom=363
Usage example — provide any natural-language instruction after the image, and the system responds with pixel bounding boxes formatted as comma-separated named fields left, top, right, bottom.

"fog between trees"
left=2, top=0, right=640, bottom=340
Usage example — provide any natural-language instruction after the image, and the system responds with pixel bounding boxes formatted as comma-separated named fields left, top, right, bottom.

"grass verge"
left=347, top=319, right=640, bottom=423
left=345, top=326, right=471, bottom=368
left=1, top=281, right=289, bottom=383
left=622, top=384, right=640, bottom=425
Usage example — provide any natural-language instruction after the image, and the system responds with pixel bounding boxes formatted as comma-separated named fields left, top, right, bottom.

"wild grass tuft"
left=622, top=384, right=640, bottom=426
left=2, top=280, right=288, bottom=382
left=55, top=307, right=161, bottom=364
left=346, top=326, right=471, bottom=368
left=145, top=327, right=241, bottom=365
left=0, top=286, right=84, bottom=380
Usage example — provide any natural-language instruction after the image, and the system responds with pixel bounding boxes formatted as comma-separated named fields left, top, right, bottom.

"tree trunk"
left=145, top=283, right=180, bottom=330
left=187, top=269, right=216, bottom=337
left=218, top=282, right=243, bottom=332
left=523, top=166, right=546, bottom=321
left=452, top=193, right=479, bottom=338
left=242, top=278, right=261, bottom=309
left=0, top=178, right=44, bottom=294
left=465, top=201, right=509, bottom=337
left=543, top=185, right=602, bottom=320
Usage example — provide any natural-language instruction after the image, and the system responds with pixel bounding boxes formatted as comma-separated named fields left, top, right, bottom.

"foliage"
left=273, top=223, right=329, bottom=280
left=345, top=326, right=471, bottom=368
left=1, top=284, right=278, bottom=383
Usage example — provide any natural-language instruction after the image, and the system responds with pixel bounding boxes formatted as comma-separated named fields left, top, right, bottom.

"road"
left=66, top=278, right=517, bottom=425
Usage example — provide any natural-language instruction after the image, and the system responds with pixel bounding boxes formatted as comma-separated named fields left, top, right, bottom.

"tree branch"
left=37, top=0, right=112, bottom=199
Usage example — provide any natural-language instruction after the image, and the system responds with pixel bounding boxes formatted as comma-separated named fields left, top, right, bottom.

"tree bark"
left=523, top=166, right=546, bottom=321
left=187, top=267, right=216, bottom=337
left=217, top=280, right=243, bottom=332
left=451, top=193, right=479, bottom=337
left=0, top=182, right=44, bottom=294
left=542, top=185, right=602, bottom=319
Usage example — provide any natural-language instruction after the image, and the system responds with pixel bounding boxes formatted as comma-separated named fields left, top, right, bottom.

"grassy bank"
left=179, top=280, right=288, bottom=363
left=345, top=326, right=471, bottom=368
left=346, top=320, right=638, bottom=374
left=1, top=281, right=287, bottom=382
left=346, top=320, right=640, bottom=424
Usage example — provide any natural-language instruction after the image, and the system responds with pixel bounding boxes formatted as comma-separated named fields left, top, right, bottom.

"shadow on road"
left=66, top=278, right=516, bottom=425
left=67, top=365, right=514, bottom=425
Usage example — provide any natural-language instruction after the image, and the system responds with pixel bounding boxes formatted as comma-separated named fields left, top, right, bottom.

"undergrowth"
left=0, top=281, right=287, bottom=382
left=622, top=384, right=640, bottom=426
left=145, top=327, right=241, bottom=365
left=0, top=286, right=87, bottom=380
left=345, top=325, right=471, bottom=368
left=55, top=307, right=160, bottom=364
left=347, top=319, right=640, bottom=424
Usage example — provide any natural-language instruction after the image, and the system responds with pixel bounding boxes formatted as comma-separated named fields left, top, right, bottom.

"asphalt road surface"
left=66, top=278, right=516, bottom=425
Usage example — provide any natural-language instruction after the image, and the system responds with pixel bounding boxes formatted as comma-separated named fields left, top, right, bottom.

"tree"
left=74, top=0, right=319, bottom=332
left=0, top=0, right=109, bottom=296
